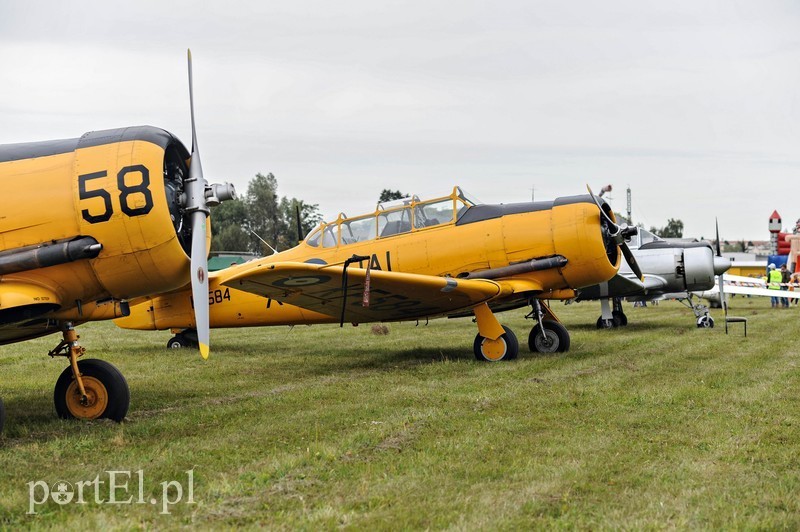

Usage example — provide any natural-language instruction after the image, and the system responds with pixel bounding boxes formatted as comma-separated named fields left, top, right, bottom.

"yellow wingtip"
left=200, top=343, right=209, bottom=360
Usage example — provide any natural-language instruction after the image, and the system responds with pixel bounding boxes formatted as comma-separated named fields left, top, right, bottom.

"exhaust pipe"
left=0, top=236, right=102, bottom=275
left=461, top=255, right=568, bottom=280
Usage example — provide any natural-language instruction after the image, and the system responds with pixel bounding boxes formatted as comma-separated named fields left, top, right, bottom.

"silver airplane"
left=575, top=227, right=731, bottom=328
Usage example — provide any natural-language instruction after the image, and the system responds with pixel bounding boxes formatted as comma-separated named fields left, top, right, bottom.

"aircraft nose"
left=713, top=256, right=731, bottom=276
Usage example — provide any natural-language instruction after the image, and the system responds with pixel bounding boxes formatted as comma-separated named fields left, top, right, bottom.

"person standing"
left=781, top=264, right=792, bottom=307
left=768, top=263, right=782, bottom=308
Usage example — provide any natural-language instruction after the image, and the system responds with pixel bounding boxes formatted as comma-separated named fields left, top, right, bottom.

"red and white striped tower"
left=769, top=210, right=782, bottom=255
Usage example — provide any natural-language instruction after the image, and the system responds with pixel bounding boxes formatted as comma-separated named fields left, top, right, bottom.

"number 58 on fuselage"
left=0, top=124, right=235, bottom=432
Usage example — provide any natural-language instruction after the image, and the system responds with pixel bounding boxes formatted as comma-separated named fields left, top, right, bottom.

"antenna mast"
left=626, top=186, right=632, bottom=225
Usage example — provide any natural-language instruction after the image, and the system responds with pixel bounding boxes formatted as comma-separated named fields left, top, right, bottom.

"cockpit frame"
left=304, top=186, right=477, bottom=249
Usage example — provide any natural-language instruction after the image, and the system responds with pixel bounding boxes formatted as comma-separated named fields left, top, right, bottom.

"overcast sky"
left=1, top=1, right=798, bottom=241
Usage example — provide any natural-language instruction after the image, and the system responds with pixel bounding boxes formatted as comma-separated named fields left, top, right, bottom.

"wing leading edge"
left=220, top=261, right=502, bottom=323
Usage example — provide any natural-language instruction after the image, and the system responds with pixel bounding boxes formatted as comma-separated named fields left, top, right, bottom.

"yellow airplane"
left=116, top=187, right=642, bottom=361
left=0, top=51, right=235, bottom=434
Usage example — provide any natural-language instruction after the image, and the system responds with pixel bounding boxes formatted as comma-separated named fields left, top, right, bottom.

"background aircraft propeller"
left=185, top=49, right=237, bottom=359
left=715, top=218, right=728, bottom=322
left=586, top=185, right=644, bottom=281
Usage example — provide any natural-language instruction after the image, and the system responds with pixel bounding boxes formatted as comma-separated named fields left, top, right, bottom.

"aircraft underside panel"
left=0, top=318, right=62, bottom=345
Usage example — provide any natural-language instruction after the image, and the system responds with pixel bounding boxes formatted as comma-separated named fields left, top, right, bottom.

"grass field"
left=1, top=297, right=799, bottom=528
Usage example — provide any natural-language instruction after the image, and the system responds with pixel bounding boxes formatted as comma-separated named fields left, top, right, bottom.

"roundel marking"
left=272, top=275, right=331, bottom=288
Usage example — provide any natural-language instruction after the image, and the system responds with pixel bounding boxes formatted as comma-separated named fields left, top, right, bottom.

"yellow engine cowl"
left=0, top=126, right=197, bottom=318
left=551, top=196, right=620, bottom=289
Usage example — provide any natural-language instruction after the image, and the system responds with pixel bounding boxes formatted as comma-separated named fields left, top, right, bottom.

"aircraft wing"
left=220, top=261, right=502, bottom=322
left=575, top=274, right=645, bottom=300
left=575, top=272, right=670, bottom=300
left=641, top=275, right=669, bottom=292
left=695, top=275, right=800, bottom=299
left=699, top=284, right=800, bottom=300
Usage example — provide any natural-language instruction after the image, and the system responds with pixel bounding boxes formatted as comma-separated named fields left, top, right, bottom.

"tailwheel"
left=596, top=317, right=615, bottom=329
left=697, top=315, right=715, bottom=328
left=473, top=325, right=519, bottom=362
left=54, top=359, right=130, bottom=422
left=0, top=397, right=5, bottom=434
left=167, top=335, right=192, bottom=349
left=167, top=329, right=199, bottom=349
left=529, top=320, right=570, bottom=353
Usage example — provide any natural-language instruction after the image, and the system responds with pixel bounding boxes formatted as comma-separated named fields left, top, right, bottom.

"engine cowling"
left=0, top=126, right=202, bottom=322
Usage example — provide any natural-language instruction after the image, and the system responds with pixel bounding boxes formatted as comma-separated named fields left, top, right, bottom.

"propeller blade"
left=188, top=49, right=198, bottom=155
left=187, top=48, right=210, bottom=359
left=620, top=242, right=644, bottom=281
left=713, top=218, right=729, bottom=320
left=718, top=271, right=727, bottom=318
left=586, top=184, right=616, bottom=227
left=587, top=184, right=642, bottom=280
left=190, top=211, right=210, bottom=359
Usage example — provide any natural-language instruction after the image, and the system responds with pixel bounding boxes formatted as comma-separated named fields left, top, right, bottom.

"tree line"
left=210, top=173, right=323, bottom=254
left=210, top=179, right=411, bottom=255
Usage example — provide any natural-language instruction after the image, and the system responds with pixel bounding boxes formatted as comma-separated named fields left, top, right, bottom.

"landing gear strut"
left=49, top=323, right=130, bottom=421
left=677, top=294, right=714, bottom=328
left=597, top=297, right=627, bottom=328
left=167, top=328, right=199, bottom=349
left=472, top=303, right=519, bottom=361
left=526, top=299, right=570, bottom=353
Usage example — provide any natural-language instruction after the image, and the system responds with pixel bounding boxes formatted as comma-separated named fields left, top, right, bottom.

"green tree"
left=208, top=172, right=324, bottom=254
left=210, top=199, right=248, bottom=252
left=213, top=223, right=251, bottom=252
left=245, top=173, right=285, bottom=254
left=649, top=218, right=684, bottom=238
left=379, top=189, right=408, bottom=203
left=279, top=197, right=323, bottom=247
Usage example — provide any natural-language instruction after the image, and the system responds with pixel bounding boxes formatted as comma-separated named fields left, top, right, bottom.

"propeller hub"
left=713, top=256, right=731, bottom=276
left=205, top=182, right=238, bottom=207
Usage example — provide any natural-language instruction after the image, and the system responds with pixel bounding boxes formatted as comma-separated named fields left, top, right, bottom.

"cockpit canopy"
left=304, top=187, right=478, bottom=248
left=629, top=227, right=663, bottom=249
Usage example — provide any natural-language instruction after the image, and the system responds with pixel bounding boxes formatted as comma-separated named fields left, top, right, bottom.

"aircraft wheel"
left=697, top=316, right=715, bottom=329
left=167, top=335, right=190, bottom=349
left=613, top=310, right=628, bottom=326
left=529, top=320, right=570, bottom=353
left=473, top=325, right=519, bottom=362
left=0, top=397, right=5, bottom=434
left=596, top=317, right=615, bottom=329
left=54, top=359, right=130, bottom=422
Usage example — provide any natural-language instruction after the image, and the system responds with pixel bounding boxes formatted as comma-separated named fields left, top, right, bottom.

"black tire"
left=596, top=317, right=615, bottom=329
left=613, top=310, right=628, bottom=326
left=0, top=397, right=5, bottom=435
left=54, top=359, right=130, bottom=422
left=473, top=325, right=519, bottom=362
left=167, top=336, right=189, bottom=349
left=529, top=320, right=571, bottom=353
left=696, top=316, right=715, bottom=329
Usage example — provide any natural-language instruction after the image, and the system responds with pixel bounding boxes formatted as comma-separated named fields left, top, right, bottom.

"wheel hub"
left=65, top=376, right=108, bottom=419
left=481, top=337, right=508, bottom=361
left=535, top=331, right=559, bottom=352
